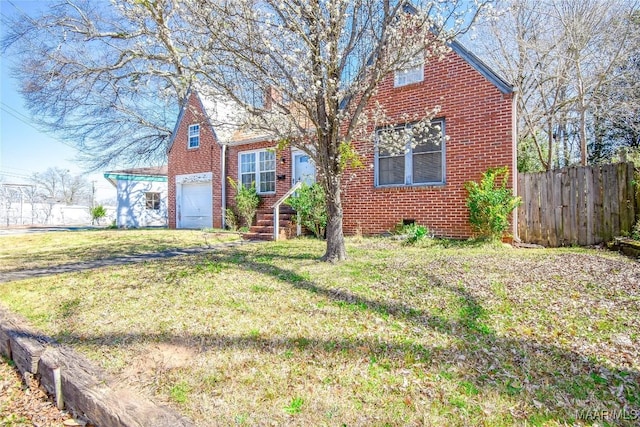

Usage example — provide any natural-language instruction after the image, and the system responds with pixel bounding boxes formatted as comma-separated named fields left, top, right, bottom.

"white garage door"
left=180, top=182, right=212, bottom=229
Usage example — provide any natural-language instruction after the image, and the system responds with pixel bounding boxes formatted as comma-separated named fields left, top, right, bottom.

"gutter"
left=221, top=144, right=227, bottom=229
left=512, top=90, right=519, bottom=241
left=103, top=173, right=167, bottom=183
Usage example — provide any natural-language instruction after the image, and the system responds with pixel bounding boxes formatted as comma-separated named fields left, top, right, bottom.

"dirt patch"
left=119, top=342, right=198, bottom=384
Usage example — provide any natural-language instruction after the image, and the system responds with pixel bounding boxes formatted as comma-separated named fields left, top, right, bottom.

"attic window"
left=394, top=55, right=424, bottom=87
left=188, top=124, right=200, bottom=149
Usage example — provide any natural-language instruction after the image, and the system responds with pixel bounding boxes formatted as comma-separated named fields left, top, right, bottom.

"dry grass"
left=0, top=234, right=639, bottom=426
left=0, top=228, right=240, bottom=272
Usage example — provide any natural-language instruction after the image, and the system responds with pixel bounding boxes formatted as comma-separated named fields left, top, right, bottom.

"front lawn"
left=0, top=234, right=638, bottom=426
left=0, top=228, right=240, bottom=272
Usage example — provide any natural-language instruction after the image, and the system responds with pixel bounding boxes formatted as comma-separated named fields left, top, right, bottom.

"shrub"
left=394, top=222, right=430, bottom=245
left=228, top=178, right=260, bottom=228
left=90, top=205, right=107, bottom=225
left=405, top=223, right=429, bottom=244
left=225, top=208, right=238, bottom=231
left=285, top=182, right=327, bottom=239
left=632, top=219, right=640, bottom=241
left=465, top=166, right=521, bottom=241
left=404, top=223, right=429, bottom=245
left=634, top=169, right=640, bottom=240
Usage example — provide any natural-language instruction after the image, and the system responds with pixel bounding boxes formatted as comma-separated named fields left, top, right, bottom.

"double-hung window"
left=376, top=119, right=445, bottom=187
left=239, top=150, right=276, bottom=194
left=188, top=124, right=200, bottom=148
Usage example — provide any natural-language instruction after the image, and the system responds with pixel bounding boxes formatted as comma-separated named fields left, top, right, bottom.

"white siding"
left=115, top=179, right=168, bottom=228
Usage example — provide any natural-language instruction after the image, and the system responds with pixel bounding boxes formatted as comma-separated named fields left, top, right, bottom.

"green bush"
left=464, top=166, right=521, bottom=241
left=632, top=219, right=640, bottom=241
left=403, top=223, right=429, bottom=245
left=393, top=221, right=430, bottom=244
left=634, top=169, right=640, bottom=240
left=285, top=183, right=327, bottom=239
left=225, top=208, right=238, bottom=231
left=228, top=178, right=260, bottom=228
left=90, top=205, right=107, bottom=225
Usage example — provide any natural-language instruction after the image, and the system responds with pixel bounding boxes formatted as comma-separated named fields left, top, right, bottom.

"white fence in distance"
left=0, top=203, right=116, bottom=227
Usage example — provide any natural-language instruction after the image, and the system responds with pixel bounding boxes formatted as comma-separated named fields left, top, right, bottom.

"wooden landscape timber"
left=0, top=305, right=191, bottom=427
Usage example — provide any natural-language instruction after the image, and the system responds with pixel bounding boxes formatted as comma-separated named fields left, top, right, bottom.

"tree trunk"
left=576, top=58, right=588, bottom=166
left=579, top=106, right=588, bottom=166
left=321, top=175, right=346, bottom=263
left=546, top=121, right=553, bottom=171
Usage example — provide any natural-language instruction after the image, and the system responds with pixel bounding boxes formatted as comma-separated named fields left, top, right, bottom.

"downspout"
left=221, top=143, right=227, bottom=230
left=511, top=89, right=519, bottom=242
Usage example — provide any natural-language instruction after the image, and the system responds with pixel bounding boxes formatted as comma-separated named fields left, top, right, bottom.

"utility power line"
left=0, top=102, right=94, bottom=155
left=0, top=170, right=30, bottom=180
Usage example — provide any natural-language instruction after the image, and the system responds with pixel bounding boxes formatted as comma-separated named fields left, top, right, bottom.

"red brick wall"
left=343, top=49, right=514, bottom=238
left=169, top=48, right=513, bottom=237
left=167, top=91, right=223, bottom=229
left=226, top=142, right=294, bottom=211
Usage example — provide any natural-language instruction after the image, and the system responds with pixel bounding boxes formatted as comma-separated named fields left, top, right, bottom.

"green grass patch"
left=0, top=228, right=240, bottom=272
left=284, top=397, right=304, bottom=415
left=169, top=381, right=192, bottom=404
left=0, top=234, right=638, bottom=425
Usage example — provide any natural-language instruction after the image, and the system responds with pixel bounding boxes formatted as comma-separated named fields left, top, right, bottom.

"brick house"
left=167, top=40, right=515, bottom=238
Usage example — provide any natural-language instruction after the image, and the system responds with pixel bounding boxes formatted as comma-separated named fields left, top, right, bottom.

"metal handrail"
left=271, top=181, right=303, bottom=240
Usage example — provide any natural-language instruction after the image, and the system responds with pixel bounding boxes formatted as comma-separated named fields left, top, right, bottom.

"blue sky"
left=0, top=0, right=116, bottom=202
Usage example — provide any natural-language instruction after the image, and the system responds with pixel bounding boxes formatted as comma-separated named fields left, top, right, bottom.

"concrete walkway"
left=1, top=240, right=254, bottom=283
left=0, top=225, right=107, bottom=236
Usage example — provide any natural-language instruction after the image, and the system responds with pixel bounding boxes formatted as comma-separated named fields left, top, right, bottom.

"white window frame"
left=238, top=148, right=276, bottom=195
left=375, top=119, right=446, bottom=187
left=188, top=124, right=200, bottom=149
left=145, top=192, right=161, bottom=210
left=394, top=53, right=424, bottom=87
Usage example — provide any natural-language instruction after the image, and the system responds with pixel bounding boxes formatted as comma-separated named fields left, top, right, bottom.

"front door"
left=293, top=152, right=316, bottom=185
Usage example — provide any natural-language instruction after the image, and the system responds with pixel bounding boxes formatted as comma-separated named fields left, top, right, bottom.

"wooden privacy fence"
left=517, top=162, right=637, bottom=247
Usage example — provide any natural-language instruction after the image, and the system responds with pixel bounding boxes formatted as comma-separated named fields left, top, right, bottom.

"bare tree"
left=472, top=0, right=640, bottom=170
left=1, top=0, right=189, bottom=171
left=179, top=0, right=489, bottom=261
left=21, top=185, right=40, bottom=225
left=30, top=167, right=91, bottom=206
left=0, top=179, right=15, bottom=226
left=555, top=0, right=638, bottom=165
left=591, top=12, right=640, bottom=161
left=468, top=0, right=572, bottom=170
left=3, top=0, right=490, bottom=261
